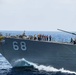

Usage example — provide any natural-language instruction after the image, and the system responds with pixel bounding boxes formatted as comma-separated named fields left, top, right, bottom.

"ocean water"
left=0, top=31, right=76, bottom=75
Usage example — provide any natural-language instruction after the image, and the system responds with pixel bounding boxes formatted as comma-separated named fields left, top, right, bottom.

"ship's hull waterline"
left=0, top=38, right=76, bottom=71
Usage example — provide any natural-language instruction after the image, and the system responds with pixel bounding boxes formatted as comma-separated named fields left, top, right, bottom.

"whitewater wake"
left=14, top=58, right=76, bottom=74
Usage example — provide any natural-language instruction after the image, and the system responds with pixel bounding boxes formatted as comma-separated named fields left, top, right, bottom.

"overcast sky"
left=0, top=0, right=76, bottom=31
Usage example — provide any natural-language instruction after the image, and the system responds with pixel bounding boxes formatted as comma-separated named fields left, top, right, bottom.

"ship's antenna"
left=57, top=29, right=76, bottom=35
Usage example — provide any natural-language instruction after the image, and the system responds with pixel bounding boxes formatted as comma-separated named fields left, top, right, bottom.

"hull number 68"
left=13, top=41, right=27, bottom=51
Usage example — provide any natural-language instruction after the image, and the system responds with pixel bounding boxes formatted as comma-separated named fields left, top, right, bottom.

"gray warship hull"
left=0, top=38, right=76, bottom=72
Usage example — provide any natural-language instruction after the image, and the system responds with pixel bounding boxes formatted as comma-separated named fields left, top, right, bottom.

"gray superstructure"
left=0, top=37, right=76, bottom=72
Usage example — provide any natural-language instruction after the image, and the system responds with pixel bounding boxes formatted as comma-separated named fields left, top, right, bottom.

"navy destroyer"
left=0, top=29, right=76, bottom=72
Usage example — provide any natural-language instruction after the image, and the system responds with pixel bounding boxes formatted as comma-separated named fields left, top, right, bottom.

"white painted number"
left=20, top=42, right=27, bottom=50
left=13, top=41, right=19, bottom=50
left=13, top=41, right=27, bottom=51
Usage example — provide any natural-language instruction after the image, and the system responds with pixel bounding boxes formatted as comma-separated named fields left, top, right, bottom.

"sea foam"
left=14, top=58, right=76, bottom=74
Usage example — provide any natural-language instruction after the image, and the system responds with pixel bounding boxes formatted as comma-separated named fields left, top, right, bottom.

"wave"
left=14, top=58, right=76, bottom=74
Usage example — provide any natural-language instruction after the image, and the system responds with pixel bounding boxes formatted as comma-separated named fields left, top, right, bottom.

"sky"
left=0, top=0, right=76, bottom=31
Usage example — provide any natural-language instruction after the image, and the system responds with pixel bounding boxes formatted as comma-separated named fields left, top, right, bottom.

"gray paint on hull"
left=0, top=38, right=76, bottom=71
